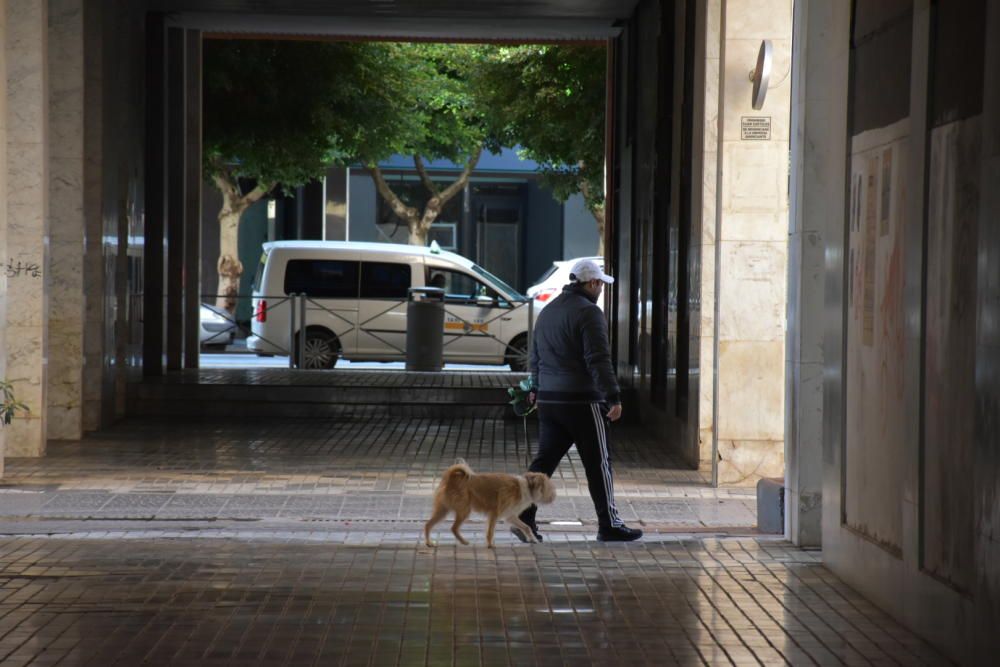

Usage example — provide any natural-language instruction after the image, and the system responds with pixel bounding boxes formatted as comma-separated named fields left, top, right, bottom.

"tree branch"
left=437, top=146, right=482, bottom=206
left=367, top=165, right=420, bottom=228
left=413, top=156, right=440, bottom=196
left=212, top=171, right=272, bottom=215
left=242, top=182, right=273, bottom=208
left=419, top=147, right=483, bottom=230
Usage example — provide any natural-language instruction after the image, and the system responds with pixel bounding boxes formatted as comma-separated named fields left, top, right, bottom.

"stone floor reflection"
left=0, top=417, right=950, bottom=665
left=0, top=416, right=754, bottom=530
left=0, top=535, right=948, bottom=666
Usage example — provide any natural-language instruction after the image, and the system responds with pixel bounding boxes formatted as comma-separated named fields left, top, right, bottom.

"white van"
left=248, top=241, right=533, bottom=370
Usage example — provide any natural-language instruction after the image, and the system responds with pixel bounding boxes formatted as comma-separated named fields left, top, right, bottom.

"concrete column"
left=713, top=0, right=792, bottom=485
left=47, top=0, right=85, bottom=440
left=783, top=0, right=851, bottom=546
left=0, top=0, right=8, bottom=475
left=695, top=0, right=720, bottom=473
left=81, top=0, right=103, bottom=431
left=5, top=0, right=48, bottom=456
left=973, top=0, right=1000, bottom=655
left=165, top=27, right=184, bottom=371
left=183, top=30, right=201, bottom=370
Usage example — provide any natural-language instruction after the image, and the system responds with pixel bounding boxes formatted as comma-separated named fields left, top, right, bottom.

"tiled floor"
left=0, top=417, right=754, bottom=530
left=0, top=417, right=953, bottom=665
left=149, top=368, right=528, bottom=389
left=0, top=536, right=949, bottom=666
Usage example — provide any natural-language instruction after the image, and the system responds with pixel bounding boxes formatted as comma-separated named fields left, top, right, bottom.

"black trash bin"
left=406, top=287, right=445, bottom=371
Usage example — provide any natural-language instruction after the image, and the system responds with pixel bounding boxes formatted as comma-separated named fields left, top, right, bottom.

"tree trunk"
left=591, top=205, right=606, bottom=256
left=579, top=175, right=606, bottom=256
left=211, top=172, right=271, bottom=314
left=217, top=206, right=244, bottom=314
left=409, top=226, right=429, bottom=246
left=368, top=148, right=482, bottom=247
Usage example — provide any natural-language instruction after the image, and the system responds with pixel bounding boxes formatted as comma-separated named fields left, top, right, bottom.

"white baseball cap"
left=569, top=258, right=614, bottom=284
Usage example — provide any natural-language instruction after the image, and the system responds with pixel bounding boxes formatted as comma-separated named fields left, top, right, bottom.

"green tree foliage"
left=203, top=39, right=417, bottom=309
left=203, top=39, right=413, bottom=187
left=354, top=43, right=488, bottom=245
left=474, top=44, right=607, bottom=237
left=201, top=39, right=606, bottom=309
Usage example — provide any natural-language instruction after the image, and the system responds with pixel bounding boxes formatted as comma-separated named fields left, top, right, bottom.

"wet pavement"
left=0, top=416, right=753, bottom=532
left=0, top=535, right=949, bottom=666
left=0, top=417, right=952, bottom=665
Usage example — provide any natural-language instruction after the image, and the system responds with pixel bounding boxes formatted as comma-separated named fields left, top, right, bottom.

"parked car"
left=527, top=256, right=605, bottom=311
left=200, top=303, right=236, bottom=348
left=248, top=241, right=534, bottom=370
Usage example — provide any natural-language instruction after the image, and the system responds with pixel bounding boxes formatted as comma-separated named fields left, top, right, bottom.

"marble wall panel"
left=922, top=117, right=979, bottom=593
left=6, top=0, right=48, bottom=457
left=719, top=241, right=786, bottom=342
left=699, top=339, right=714, bottom=428
left=81, top=0, right=103, bottom=432
left=843, top=121, right=910, bottom=554
left=701, top=149, right=717, bottom=244
left=726, top=0, right=794, bottom=40
left=703, top=58, right=719, bottom=154
left=721, top=142, right=789, bottom=242
left=0, top=0, right=7, bottom=476
left=695, top=0, right=721, bottom=467
left=47, top=0, right=84, bottom=440
left=705, top=0, right=721, bottom=60
left=717, top=439, right=784, bottom=486
left=717, top=339, right=784, bottom=442
left=708, top=0, right=792, bottom=486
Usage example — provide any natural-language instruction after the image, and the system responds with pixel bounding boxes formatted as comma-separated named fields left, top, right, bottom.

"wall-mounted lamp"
left=749, top=40, right=773, bottom=110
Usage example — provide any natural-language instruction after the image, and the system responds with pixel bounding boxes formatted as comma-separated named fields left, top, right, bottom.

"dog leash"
left=523, top=414, right=531, bottom=470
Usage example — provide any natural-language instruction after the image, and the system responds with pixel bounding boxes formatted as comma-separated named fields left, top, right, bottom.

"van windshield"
left=532, top=264, right=559, bottom=286
left=471, top=264, right=525, bottom=301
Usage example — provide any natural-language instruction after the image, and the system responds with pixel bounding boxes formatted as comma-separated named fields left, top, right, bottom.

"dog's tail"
left=441, top=460, right=473, bottom=487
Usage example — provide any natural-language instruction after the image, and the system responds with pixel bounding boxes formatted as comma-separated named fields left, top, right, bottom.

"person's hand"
left=528, top=391, right=537, bottom=406
left=607, top=404, right=622, bottom=422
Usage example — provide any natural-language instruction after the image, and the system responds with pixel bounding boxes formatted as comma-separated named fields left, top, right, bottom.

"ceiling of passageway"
left=157, top=0, right=638, bottom=41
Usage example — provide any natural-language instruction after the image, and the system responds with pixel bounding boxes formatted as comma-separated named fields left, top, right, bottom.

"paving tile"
left=1, top=416, right=752, bottom=530
left=0, top=409, right=945, bottom=664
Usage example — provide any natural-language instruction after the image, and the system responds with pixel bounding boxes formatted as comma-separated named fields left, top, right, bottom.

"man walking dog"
left=513, top=259, right=642, bottom=543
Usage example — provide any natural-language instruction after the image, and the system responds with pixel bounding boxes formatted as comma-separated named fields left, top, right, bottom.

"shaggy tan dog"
left=424, top=460, right=557, bottom=548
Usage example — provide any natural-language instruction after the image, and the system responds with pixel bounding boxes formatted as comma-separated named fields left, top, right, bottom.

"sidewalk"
left=0, top=418, right=951, bottom=665
left=0, top=416, right=753, bottom=532
left=0, top=534, right=948, bottom=666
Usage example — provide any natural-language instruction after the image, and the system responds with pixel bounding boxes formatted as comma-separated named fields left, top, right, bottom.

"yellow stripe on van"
left=444, top=322, right=489, bottom=333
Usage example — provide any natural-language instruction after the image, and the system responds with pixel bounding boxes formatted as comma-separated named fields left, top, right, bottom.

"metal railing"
left=149, top=291, right=534, bottom=372
left=200, top=293, right=295, bottom=362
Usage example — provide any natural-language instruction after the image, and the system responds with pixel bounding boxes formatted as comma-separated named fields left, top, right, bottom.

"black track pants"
left=520, top=402, right=625, bottom=530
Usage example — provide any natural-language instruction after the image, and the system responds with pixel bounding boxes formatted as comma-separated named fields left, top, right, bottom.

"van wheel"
left=295, top=329, right=340, bottom=369
left=505, top=334, right=529, bottom=373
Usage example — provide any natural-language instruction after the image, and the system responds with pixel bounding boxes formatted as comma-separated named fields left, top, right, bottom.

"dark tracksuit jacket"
left=522, top=282, right=625, bottom=529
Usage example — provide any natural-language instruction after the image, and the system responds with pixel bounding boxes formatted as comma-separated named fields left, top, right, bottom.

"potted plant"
left=0, top=379, right=27, bottom=477
left=1, top=379, right=28, bottom=426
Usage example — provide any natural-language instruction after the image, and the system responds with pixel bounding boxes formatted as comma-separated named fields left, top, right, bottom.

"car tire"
left=505, top=334, right=529, bottom=373
left=295, top=329, right=340, bottom=370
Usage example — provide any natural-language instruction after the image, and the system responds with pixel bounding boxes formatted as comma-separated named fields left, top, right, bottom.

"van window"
left=360, top=262, right=411, bottom=299
left=283, top=259, right=359, bottom=298
left=252, top=250, right=268, bottom=292
left=427, top=268, right=498, bottom=303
